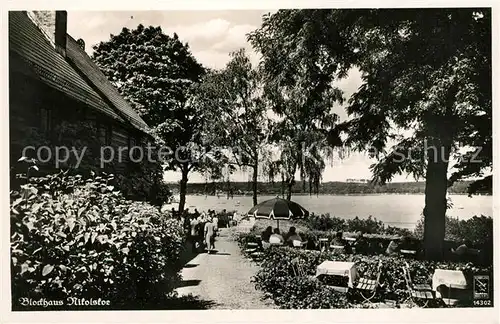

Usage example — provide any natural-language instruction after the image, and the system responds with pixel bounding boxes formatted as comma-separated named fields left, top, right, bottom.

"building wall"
left=9, top=64, right=142, bottom=175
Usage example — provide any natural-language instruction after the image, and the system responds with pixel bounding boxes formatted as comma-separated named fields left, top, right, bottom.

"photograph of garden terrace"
left=9, top=8, right=493, bottom=311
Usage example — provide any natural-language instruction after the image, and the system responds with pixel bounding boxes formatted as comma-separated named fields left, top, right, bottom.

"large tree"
left=249, top=16, right=344, bottom=201
left=196, top=49, right=270, bottom=205
left=92, top=24, right=212, bottom=212
left=249, top=9, right=491, bottom=259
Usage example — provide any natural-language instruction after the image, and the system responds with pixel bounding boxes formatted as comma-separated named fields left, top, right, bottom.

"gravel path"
left=176, top=228, right=275, bottom=309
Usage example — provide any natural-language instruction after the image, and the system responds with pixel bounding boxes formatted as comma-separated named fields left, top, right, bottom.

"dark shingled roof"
left=9, top=11, right=149, bottom=132
left=65, top=35, right=149, bottom=130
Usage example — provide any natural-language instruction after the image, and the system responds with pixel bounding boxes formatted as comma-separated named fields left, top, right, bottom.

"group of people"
left=261, top=226, right=304, bottom=247
left=176, top=208, right=220, bottom=254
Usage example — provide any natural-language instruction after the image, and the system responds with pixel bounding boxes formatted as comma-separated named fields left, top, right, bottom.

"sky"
left=66, top=10, right=420, bottom=184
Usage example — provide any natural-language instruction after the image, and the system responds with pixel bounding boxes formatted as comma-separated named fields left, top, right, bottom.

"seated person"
left=261, top=226, right=273, bottom=242
left=385, top=239, right=399, bottom=255
left=269, top=228, right=284, bottom=245
left=331, top=231, right=352, bottom=253
left=451, top=240, right=470, bottom=256
left=399, top=236, right=420, bottom=255
left=451, top=240, right=478, bottom=260
left=331, top=231, right=347, bottom=247
left=353, top=232, right=369, bottom=254
left=285, top=226, right=303, bottom=246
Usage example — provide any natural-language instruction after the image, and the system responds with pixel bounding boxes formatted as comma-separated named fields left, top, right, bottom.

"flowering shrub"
left=10, top=171, right=185, bottom=310
left=252, top=247, right=351, bottom=308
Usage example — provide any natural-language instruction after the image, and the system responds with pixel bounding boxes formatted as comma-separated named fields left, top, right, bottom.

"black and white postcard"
left=2, top=1, right=498, bottom=323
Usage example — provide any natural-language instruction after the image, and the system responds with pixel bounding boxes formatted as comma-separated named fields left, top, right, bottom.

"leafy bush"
left=345, top=216, right=385, bottom=234
left=10, top=171, right=185, bottom=310
left=304, top=214, right=412, bottom=238
left=114, top=149, right=172, bottom=207
left=414, top=214, right=493, bottom=247
left=306, top=213, right=346, bottom=232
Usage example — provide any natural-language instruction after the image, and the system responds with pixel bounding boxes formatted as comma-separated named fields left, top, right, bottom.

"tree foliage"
left=247, top=9, right=491, bottom=259
left=250, top=8, right=491, bottom=191
left=194, top=49, right=270, bottom=205
left=92, top=24, right=213, bottom=212
left=249, top=17, right=344, bottom=200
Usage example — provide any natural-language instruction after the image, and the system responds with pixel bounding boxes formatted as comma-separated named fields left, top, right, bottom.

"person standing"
left=204, top=217, right=216, bottom=254
left=197, top=214, right=206, bottom=252
left=212, top=212, right=219, bottom=232
left=189, top=216, right=200, bottom=253
left=232, top=210, right=239, bottom=227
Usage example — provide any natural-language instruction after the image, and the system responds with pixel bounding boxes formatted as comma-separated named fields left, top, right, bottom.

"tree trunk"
left=252, top=162, right=258, bottom=206
left=178, top=166, right=189, bottom=213
left=423, top=139, right=451, bottom=260
left=280, top=173, right=285, bottom=198
left=286, top=179, right=294, bottom=201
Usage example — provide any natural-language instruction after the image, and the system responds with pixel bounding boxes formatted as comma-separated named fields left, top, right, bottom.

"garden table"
left=400, top=249, right=417, bottom=258
left=318, top=238, right=329, bottom=251
left=432, top=269, right=470, bottom=306
left=315, top=261, right=359, bottom=293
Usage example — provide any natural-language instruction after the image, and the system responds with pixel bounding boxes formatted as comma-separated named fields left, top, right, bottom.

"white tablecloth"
left=432, top=269, right=469, bottom=301
left=315, top=261, right=359, bottom=288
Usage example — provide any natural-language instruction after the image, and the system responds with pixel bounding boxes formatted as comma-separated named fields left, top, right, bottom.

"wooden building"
left=9, top=11, right=150, bottom=174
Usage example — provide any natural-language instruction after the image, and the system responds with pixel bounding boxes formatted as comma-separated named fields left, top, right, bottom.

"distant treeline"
left=168, top=180, right=489, bottom=196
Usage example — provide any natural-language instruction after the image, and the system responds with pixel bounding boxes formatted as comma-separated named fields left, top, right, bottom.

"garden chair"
left=292, top=240, right=307, bottom=249
left=262, top=241, right=271, bottom=250
left=291, top=257, right=315, bottom=280
left=245, top=241, right=264, bottom=262
left=402, top=261, right=435, bottom=307
left=244, top=241, right=260, bottom=254
left=330, top=244, right=345, bottom=253
left=291, top=257, right=306, bottom=277
left=250, top=250, right=265, bottom=262
left=355, top=259, right=383, bottom=304
left=318, top=238, right=329, bottom=252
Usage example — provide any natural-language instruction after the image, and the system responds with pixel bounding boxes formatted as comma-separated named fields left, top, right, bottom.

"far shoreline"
left=183, top=192, right=490, bottom=197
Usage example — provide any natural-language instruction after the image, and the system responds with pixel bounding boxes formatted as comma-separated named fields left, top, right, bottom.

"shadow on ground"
left=165, top=294, right=219, bottom=309
left=178, top=279, right=202, bottom=288
left=180, top=240, right=199, bottom=265
left=118, top=294, right=218, bottom=310
left=211, top=252, right=231, bottom=256
left=205, top=250, right=231, bottom=256
left=183, top=263, right=199, bottom=268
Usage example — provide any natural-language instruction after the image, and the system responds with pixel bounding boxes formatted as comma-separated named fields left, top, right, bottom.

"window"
left=98, top=123, right=112, bottom=146
left=129, top=136, right=136, bottom=149
left=129, top=136, right=141, bottom=161
left=40, top=107, right=51, bottom=133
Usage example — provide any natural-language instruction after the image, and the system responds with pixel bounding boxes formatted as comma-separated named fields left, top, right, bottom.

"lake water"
left=174, top=194, right=493, bottom=229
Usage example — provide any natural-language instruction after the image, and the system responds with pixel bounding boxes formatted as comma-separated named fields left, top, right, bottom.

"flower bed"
left=10, top=171, right=186, bottom=310
left=237, top=210, right=493, bottom=308
left=251, top=247, right=492, bottom=309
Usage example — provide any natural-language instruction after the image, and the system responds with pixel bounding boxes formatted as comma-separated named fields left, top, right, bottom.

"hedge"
left=10, top=171, right=185, bottom=310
